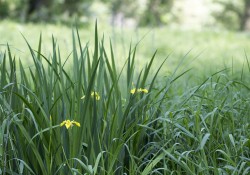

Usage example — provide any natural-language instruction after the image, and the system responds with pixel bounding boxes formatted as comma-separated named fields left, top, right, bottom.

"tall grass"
left=0, top=23, right=250, bottom=174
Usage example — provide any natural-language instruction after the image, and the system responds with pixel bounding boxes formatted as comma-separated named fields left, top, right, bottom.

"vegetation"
left=2, top=0, right=250, bottom=30
left=0, top=0, right=172, bottom=26
left=214, top=0, right=250, bottom=30
left=1, top=20, right=250, bottom=74
left=0, top=21, right=250, bottom=174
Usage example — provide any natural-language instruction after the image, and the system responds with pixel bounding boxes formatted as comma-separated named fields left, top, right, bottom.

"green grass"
left=0, top=20, right=250, bottom=174
left=1, top=19, right=250, bottom=73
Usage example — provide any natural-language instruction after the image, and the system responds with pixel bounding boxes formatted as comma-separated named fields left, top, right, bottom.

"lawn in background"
left=1, top=19, right=250, bottom=74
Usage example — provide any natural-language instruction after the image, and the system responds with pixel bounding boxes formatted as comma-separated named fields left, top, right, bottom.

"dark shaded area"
left=242, top=0, right=250, bottom=30
left=28, top=0, right=43, bottom=15
left=0, top=0, right=92, bottom=24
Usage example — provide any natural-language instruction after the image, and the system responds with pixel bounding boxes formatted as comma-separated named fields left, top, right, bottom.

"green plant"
left=0, top=22, right=173, bottom=174
left=0, top=22, right=250, bottom=175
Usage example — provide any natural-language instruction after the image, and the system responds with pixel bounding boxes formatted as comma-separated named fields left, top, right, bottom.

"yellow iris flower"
left=130, top=88, right=148, bottom=94
left=91, top=91, right=100, bottom=100
left=60, top=120, right=81, bottom=129
left=130, top=88, right=136, bottom=94
left=81, top=91, right=100, bottom=100
left=138, top=88, right=148, bottom=93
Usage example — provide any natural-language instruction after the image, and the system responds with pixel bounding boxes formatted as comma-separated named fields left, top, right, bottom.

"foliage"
left=0, top=0, right=9, bottom=18
left=0, top=23, right=250, bottom=174
left=0, top=22, right=171, bottom=174
left=0, top=0, right=93, bottom=23
left=213, top=0, right=250, bottom=30
left=0, top=0, right=175, bottom=26
left=107, top=0, right=138, bottom=17
left=139, top=0, right=173, bottom=26
left=3, top=20, right=250, bottom=75
left=2, top=0, right=250, bottom=30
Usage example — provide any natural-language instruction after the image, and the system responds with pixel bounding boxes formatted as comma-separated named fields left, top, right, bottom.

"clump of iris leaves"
left=0, top=23, right=250, bottom=175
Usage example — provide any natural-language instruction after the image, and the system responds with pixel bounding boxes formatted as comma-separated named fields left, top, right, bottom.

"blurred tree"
left=214, top=0, right=250, bottom=30
left=101, top=0, right=173, bottom=27
left=63, top=0, right=92, bottom=20
left=28, top=0, right=43, bottom=15
left=26, top=0, right=51, bottom=21
left=0, top=0, right=9, bottom=18
left=0, top=0, right=175, bottom=26
left=139, top=0, right=173, bottom=26
left=242, top=0, right=250, bottom=30
left=101, top=0, right=139, bottom=27
left=0, top=0, right=93, bottom=23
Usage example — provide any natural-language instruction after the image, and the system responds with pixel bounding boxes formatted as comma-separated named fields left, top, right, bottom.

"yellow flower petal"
left=60, top=120, right=66, bottom=126
left=60, top=120, right=80, bottom=129
left=141, top=88, right=148, bottom=93
left=91, top=91, right=100, bottom=100
left=82, top=91, right=100, bottom=100
left=72, top=121, right=81, bottom=127
left=130, top=88, right=136, bottom=94
left=65, top=120, right=72, bottom=129
left=131, top=88, right=148, bottom=94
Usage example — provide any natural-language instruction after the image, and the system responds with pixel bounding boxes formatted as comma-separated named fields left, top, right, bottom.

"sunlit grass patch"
left=1, top=20, right=250, bottom=73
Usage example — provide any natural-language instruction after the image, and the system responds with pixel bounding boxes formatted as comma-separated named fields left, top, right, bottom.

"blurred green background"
left=1, top=0, right=250, bottom=30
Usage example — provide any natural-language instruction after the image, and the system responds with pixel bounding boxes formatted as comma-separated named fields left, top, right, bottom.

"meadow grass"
left=0, top=21, right=250, bottom=174
left=1, top=19, right=250, bottom=73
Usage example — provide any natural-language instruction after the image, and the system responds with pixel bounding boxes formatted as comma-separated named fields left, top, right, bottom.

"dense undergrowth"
left=0, top=23, right=250, bottom=175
